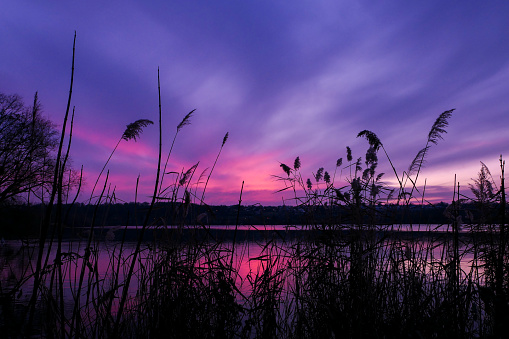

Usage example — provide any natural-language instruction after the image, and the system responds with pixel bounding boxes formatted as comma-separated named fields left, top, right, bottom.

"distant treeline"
left=2, top=201, right=506, bottom=238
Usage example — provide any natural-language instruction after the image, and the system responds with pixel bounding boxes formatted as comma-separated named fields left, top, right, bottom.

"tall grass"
left=1, top=35, right=508, bottom=339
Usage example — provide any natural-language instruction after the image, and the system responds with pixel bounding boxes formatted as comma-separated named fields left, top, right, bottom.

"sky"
left=1, top=1, right=509, bottom=206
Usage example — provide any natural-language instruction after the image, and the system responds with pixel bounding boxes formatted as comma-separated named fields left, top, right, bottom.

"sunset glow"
left=2, top=1, right=508, bottom=205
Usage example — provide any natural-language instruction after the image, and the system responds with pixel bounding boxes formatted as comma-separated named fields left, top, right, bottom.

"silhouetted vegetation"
left=1, top=34, right=508, bottom=339
left=0, top=202, right=479, bottom=236
left=0, top=92, right=78, bottom=206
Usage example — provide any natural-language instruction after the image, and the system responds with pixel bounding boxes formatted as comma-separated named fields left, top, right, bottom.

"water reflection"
left=0, top=228, right=482, bottom=295
left=0, top=224, right=494, bottom=336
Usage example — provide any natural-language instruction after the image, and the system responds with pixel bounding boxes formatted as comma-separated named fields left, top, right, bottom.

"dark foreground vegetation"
left=1, top=34, right=509, bottom=338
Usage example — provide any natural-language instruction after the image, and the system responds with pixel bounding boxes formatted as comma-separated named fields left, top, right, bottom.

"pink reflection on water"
left=0, top=225, right=489, bottom=329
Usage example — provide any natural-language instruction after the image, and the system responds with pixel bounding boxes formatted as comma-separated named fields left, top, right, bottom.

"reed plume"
left=122, top=119, right=154, bottom=141
left=91, top=119, right=153, bottom=202
left=115, top=68, right=164, bottom=332
left=356, top=130, right=404, bottom=195
left=158, top=109, right=195, bottom=195
left=408, top=146, right=430, bottom=176
left=222, top=131, right=229, bottom=147
left=332, top=158, right=343, bottom=184
left=357, top=130, right=382, bottom=151
left=280, top=163, right=291, bottom=177
left=294, top=156, right=301, bottom=170
left=408, top=109, right=454, bottom=175
left=468, top=161, right=496, bottom=202
left=306, top=178, right=312, bottom=190
left=179, top=161, right=200, bottom=187
left=428, top=109, right=454, bottom=145
left=406, top=109, right=454, bottom=198
left=315, top=167, right=324, bottom=182
left=27, top=32, right=76, bottom=332
left=324, top=171, right=331, bottom=184
left=200, top=132, right=229, bottom=203
left=177, top=110, right=194, bottom=132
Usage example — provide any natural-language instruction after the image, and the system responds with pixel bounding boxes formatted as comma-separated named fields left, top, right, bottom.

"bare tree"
left=0, top=92, right=76, bottom=205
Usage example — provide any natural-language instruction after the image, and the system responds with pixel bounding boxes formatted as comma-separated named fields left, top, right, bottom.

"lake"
left=0, top=223, right=496, bottom=337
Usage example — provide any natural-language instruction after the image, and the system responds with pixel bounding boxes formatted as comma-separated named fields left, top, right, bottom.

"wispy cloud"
left=2, top=0, right=509, bottom=205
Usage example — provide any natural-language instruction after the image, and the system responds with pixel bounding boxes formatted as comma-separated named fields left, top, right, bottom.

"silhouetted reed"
left=2, top=34, right=509, bottom=339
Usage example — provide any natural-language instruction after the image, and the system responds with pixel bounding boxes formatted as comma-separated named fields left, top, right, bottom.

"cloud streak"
left=1, top=0, right=509, bottom=205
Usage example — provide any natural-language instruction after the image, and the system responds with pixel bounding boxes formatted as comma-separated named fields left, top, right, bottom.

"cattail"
left=346, top=147, right=353, bottom=162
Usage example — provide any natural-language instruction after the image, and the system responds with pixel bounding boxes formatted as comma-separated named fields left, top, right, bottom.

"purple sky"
left=1, top=1, right=509, bottom=206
